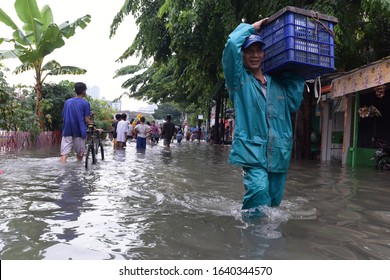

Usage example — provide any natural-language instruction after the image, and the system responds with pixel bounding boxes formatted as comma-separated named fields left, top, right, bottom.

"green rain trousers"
left=242, top=167, right=287, bottom=209
left=222, top=23, right=304, bottom=210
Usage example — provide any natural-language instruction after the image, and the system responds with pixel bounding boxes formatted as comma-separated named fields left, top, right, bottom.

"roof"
left=330, top=56, right=390, bottom=98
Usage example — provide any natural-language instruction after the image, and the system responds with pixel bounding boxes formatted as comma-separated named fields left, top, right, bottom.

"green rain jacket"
left=222, top=23, right=305, bottom=172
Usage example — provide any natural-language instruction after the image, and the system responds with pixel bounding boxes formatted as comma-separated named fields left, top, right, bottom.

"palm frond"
left=59, top=14, right=91, bottom=39
left=46, top=66, right=86, bottom=76
left=41, top=60, right=61, bottom=71
left=0, top=49, right=20, bottom=59
left=13, top=62, right=34, bottom=74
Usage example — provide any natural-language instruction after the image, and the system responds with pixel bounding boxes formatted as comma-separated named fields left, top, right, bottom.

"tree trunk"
left=212, top=82, right=228, bottom=145
left=35, top=68, right=45, bottom=130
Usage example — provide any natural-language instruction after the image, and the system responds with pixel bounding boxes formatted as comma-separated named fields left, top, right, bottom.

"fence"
left=0, top=131, right=61, bottom=153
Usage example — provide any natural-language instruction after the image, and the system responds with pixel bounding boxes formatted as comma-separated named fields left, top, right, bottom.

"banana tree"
left=0, top=0, right=91, bottom=129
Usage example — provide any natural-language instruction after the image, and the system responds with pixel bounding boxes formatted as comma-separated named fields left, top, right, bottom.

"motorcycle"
left=372, top=139, right=390, bottom=170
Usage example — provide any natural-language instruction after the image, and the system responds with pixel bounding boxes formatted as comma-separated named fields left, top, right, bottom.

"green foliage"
left=306, top=0, right=390, bottom=70
left=41, top=82, right=74, bottom=131
left=0, top=0, right=91, bottom=129
left=0, top=67, right=15, bottom=131
left=0, top=1, right=91, bottom=64
left=184, top=103, right=207, bottom=127
left=86, top=96, right=116, bottom=131
left=111, top=0, right=234, bottom=114
left=0, top=68, right=40, bottom=135
left=13, top=102, right=40, bottom=135
left=152, top=103, right=182, bottom=125
left=111, top=0, right=171, bottom=63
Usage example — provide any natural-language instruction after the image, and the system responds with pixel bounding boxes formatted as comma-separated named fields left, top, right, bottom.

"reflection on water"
left=0, top=141, right=389, bottom=260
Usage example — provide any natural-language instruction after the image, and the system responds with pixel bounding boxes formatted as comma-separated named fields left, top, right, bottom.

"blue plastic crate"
left=258, top=6, right=338, bottom=80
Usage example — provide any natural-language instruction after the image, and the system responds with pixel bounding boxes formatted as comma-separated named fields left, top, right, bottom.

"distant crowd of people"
left=110, top=113, right=179, bottom=150
left=108, top=113, right=233, bottom=150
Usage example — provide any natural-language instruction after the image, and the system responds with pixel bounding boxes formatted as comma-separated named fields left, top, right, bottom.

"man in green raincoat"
left=222, top=19, right=305, bottom=214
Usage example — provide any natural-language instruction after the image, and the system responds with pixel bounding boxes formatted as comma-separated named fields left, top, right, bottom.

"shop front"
left=321, top=56, right=390, bottom=167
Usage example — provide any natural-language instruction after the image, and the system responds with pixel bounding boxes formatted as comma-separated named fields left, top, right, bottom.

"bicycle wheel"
left=99, top=143, right=104, bottom=160
left=85, top=145, right=92, bottom=169
left=95, top=139, right=99, bottom=155
left=91, top=145, right=97, bottom=164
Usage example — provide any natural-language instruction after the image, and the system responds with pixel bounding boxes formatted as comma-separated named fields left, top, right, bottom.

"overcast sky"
left=0, top=0, right=150, bottom=111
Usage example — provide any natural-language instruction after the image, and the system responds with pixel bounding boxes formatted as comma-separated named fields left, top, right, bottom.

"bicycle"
left=85, top=124, right=106, bottom=169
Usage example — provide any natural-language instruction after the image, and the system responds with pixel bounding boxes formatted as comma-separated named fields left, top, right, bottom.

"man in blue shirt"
left=60, top=82, right=93, bottom=163
left=222, top=19, right=305, bottom=216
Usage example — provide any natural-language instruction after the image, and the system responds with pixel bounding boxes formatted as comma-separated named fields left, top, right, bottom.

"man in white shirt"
left=116, top=113, right=129, bottom=149
left=134, top=116, right=151, bottom=150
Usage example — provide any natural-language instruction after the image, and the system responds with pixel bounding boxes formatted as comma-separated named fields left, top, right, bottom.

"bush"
left=41, top=82, right=74, bottom=131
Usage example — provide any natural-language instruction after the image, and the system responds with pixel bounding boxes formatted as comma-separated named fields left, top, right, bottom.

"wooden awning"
left=330, top=57, right=390, bottom=98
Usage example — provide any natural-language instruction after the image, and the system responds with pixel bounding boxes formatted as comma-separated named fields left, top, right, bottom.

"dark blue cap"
left=242, top=34, right=265, bottom=49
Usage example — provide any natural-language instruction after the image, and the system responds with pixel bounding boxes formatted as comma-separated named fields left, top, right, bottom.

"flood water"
left=0, top=140, right=389, bottom=260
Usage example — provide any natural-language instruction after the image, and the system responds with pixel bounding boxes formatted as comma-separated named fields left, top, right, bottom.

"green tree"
left=86, top=96, right=116, bottom=131
left=1, top=65, right=38, bottom=133
left=110, top=0, right=230, bottom=114
left=152, top=102, right=182, bottom=125
left=308, top=0, right=390, bottom=70
left=0, top=0, right=91, bottom=129
left=11, top=87, right=40, bottom=135
left=0, top=82, right=39, bottom=135
left=0, top=66, right=16, bottom=131
left=41, top=82, right=74, bottom=131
